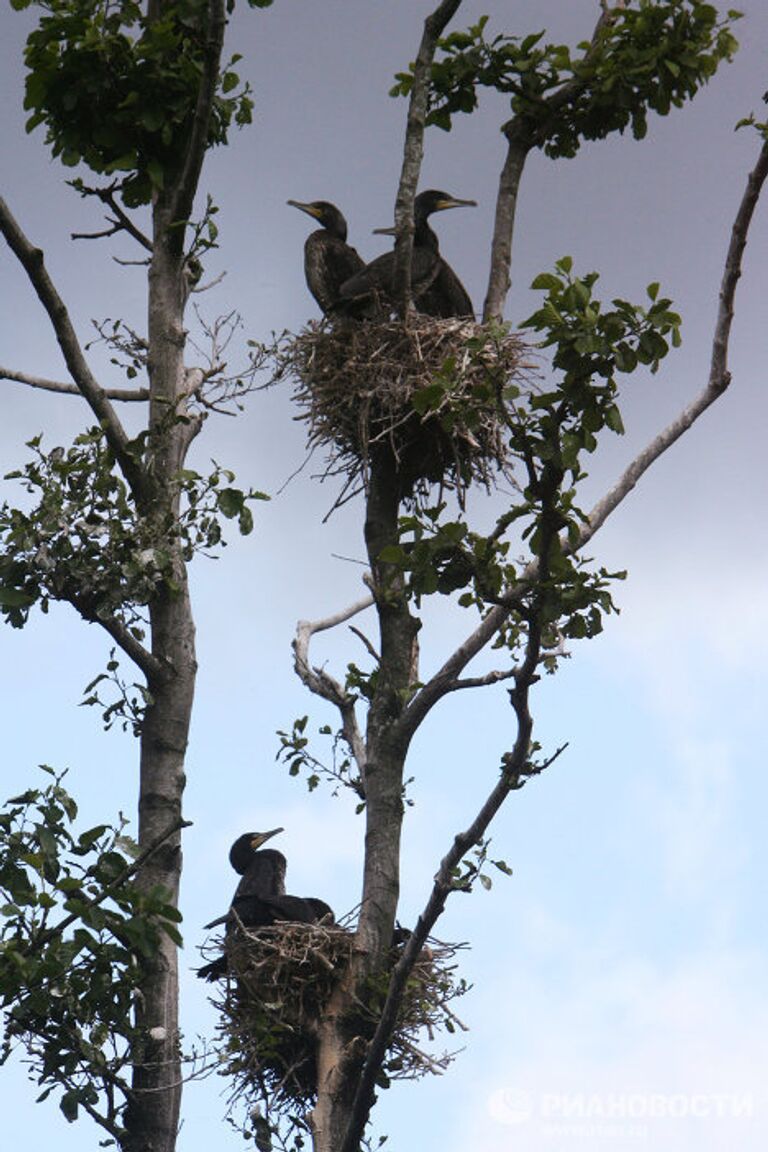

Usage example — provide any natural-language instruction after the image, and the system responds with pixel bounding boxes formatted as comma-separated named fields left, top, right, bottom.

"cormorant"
left=197, top=830, right=334, bottom=981
left=418, top=258, right=475, bottom=320
left=287, top=199, right=366, bottom=315
left=335, top=189, right=476, bottom=318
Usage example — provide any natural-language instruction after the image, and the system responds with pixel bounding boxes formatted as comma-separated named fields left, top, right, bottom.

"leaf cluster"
left=392, top=3, right=740, bottom=155
left=276, top=717, right=365, bottom=805
left=13, top=0, right=257, bottom=205
left=0, top=427, right=264, bottom=630
left=378, top=261, right=679, bottom=653
left=0, top=767, right=181, bottom=1133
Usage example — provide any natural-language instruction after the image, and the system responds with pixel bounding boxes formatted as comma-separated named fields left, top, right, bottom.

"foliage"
left=374, top=260, right=680, bottom=654
left=0, top=767, right=181, bottom=1136
left=11, top=0, right=269, bottom=205
left=277, top=717, right=366, bottom=804
left=392, top=1, right=740, bottom=153
left=0, top=427, right=266, bottom=631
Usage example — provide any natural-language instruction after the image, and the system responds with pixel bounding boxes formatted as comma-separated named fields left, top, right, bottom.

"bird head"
left=372, top=190, right=477, bottom=235
left=416, top=191, right=476, bottom=214
left=229, top=828, right=284, bottom=873
left=416, top=190, right=477, bottom=216
left=287, top=200, right=347, bottom=239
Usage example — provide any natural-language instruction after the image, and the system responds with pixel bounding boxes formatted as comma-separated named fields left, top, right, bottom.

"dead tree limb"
left=1, top=365, right=149, bottom=401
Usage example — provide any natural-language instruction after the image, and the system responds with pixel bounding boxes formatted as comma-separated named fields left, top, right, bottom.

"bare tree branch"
left=583, top=133, right=768, bottom=545
left=1, top=365, right=149, bottom=401
left=293, top=595, right=374, bottom=774
left=446, top=668, right=517, bottom=692
left=392, top=0, right=464, bottom=314
left=404, top=130, right=768, bottom=739
left=68, top=594, right=164, bottom=683
left=0, top=196, right=149, bottom=501
left=71, top=182, right=153, bottom=252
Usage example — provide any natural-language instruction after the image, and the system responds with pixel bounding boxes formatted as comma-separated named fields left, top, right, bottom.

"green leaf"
left=60, top=1090, right=80, bottom=1123
left=531, top=272, right=562, bottom=291
left=0, top=586, right=35, bottom=608
left=217, top=487, right=244, bottom=519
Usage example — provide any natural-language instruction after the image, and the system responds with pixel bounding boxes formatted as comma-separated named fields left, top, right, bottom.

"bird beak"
left=250, top=827, right=284, bottom=850
left=434, top=196, right=477, bottom=211
left=372, top=195, right=477, bottom=235
left=287, top=199, right=322, bottom=220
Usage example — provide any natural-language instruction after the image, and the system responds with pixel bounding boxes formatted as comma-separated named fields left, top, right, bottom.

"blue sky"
left=1, top=1, right=767, bottom=1149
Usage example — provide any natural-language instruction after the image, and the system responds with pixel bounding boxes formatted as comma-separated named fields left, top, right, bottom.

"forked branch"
left=293, top=595, right=374, bottom=774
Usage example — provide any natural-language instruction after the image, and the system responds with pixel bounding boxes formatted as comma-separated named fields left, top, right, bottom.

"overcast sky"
left=1, top=2, right=767, bottom=1150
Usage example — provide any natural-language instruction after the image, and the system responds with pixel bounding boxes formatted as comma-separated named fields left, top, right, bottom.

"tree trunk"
left=126, top=596, right=196, bottom=1152
left=311, top=448, right=418, bottom=1152
left=123, top=189, right=198, bottom=1150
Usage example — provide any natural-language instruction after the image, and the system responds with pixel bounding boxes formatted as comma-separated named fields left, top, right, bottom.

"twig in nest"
left=278, top=316, right=535, bottom=513
left=208, top=920, right=470, bottom=1126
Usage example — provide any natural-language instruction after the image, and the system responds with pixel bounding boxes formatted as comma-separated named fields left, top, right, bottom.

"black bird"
left=418, top=258, right=475, bottom=320
left=335, top=189, right=476, bottom=318
left=197, top=830, right=334, bottom=982
left=287, top=199, right=366, bottom=315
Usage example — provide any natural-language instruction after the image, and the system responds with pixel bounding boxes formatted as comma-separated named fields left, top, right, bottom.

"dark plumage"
left=197, top=829, right=334, bottom=982
left=418, top=259, right=474, bottom=320
left=335, top=189, right=476, bottom=318
left=287, top=199, right=365, bottom=315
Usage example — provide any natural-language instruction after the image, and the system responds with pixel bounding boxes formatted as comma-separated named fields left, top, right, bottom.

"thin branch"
left=483, top=5, right=617, bottom=319
left=71, top=223, right=125, bottom=243
left=23, top=817, right=192, bottom=957
left=583, top=132, right=768, bottom=545
left=99, top=196, right=152, bottom=253
left=72, top=182, right=153, bottom=252
left=446, top=667, right=517, bottom=692
left=0, top=196, right=149, bottom=501
left=1, top=365, right=149, bottom=401
left=403, top=129, right=768, bottom=740
left=170, top=0, right=227, bottom=226
left=392, top=0, right=464, bottom=315
left=293, top=596, right=374, bottom=775
left=69, top=594, right=163, bottom=683
left=348, top=624, right=380, bottom=665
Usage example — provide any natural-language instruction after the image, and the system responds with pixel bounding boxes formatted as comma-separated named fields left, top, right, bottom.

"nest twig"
left=209, top=920, right=469, bottom=1127
left=280, top=316, right=532, bottom=509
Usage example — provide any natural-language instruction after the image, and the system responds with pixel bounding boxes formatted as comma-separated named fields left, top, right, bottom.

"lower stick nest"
left=283, top=317, right=530, bottom=503
left=211, top=920, right=469, bottom=1121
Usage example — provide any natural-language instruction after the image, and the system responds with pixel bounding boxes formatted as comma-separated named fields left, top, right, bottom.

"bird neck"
left=414, top=218, right=439, bottom=252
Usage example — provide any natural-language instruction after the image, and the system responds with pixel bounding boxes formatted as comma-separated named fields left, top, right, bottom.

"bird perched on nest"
left=334, top=189, right=476, bottom=319
left=197, top=829, right=335, bottom=981
left=287, top=199, right=367, bottom=316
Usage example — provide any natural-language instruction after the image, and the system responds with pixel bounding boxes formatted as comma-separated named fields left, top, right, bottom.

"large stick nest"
left=210, top=920, right=469, bottom=1123
left=282, top=317, right=530, bottom=504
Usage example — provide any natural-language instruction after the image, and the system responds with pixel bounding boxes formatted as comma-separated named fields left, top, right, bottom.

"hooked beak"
left=434, top=195, right=477, bottom=211
left=287, top=199, right=322, bottom=220
left=250, top=827, right=284, bottom=850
